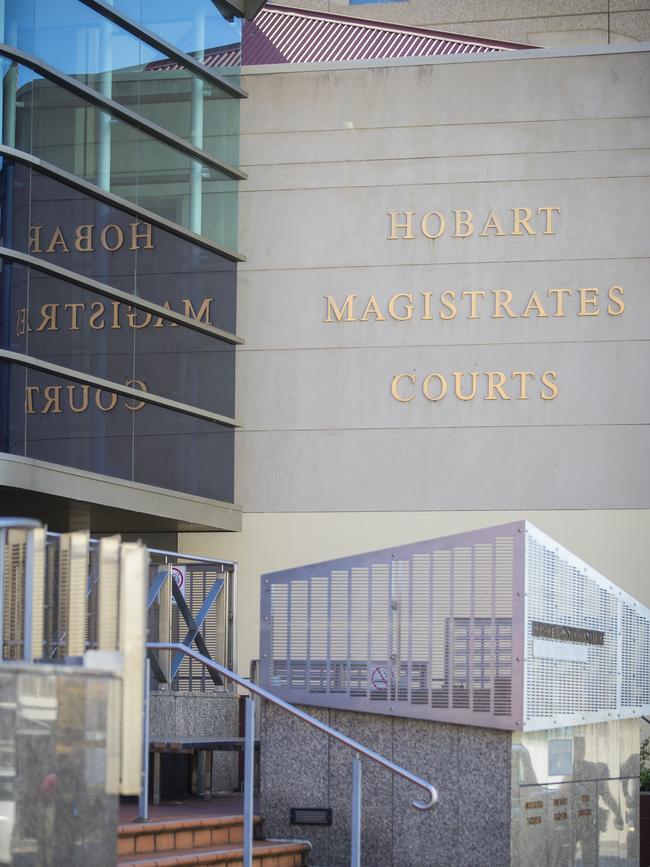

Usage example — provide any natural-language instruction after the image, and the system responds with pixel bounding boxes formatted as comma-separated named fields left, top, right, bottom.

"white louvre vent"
left=261, top=523, right=522, bottom=730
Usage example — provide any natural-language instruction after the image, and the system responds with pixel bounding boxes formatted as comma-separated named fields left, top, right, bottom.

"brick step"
left=117, top=815, right=310, bottom=867
left=117, top=839, right=310, bottom=867
left=118, top=815, right=261, bottom=856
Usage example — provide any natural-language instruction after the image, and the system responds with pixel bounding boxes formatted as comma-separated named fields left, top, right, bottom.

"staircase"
left=117, top=814, right=311, bottom=867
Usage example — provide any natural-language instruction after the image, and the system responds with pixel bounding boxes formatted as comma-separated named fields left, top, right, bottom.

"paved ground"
left=118, top=794, right=256, bottom=823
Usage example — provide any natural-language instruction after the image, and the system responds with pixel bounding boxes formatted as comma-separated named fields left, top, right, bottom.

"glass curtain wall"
left=0, top=0, right=243, bottom=507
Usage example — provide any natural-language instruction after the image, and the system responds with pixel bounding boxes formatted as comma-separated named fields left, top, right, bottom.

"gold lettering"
left=420, top=211, right=445, bottom=240
left=28, top=225, right=42, bottom=253
left=440, top=290, right=457, bottom=320
left=511, top=207, right=535, bottom=236
left=541, top=370, right=559, bottom=400
left=129, top=221, right=154, bottom=250
left=479, top=210, right=506, bottom=237
left=521, top=291, right=549, bottom=318
left=491, top=289, right=516, bottom=319
left=25, top=386, right=38, bottom=414
left=388, top=292, right=414, bottom=321
left=110, top=300, right=121, bottom=329
left=124, top=379, right=148, bottom=411
left=462, top=290, right=486, bottom=319
left=324, top=294, right=356, bottom=323
left=153, top=300, right=179, bottom=328
left=390, top=373, right=416, bottom=402
left=422, top=373, right=447, bottom=402
left=485, top=371, right=510, bottom=401
left=453, top=210, right=473, bottom=238
left=15, top=307, right=27, bottom=336
left=512, top=370, right=535, bottom=400
left=387, top=211, right=415, bottom=240
left=64, top=302, right=85, bottom=330
left=182, top=297, right=212, bottom=324
left=453, top=371, right=479, bottom=401
left=95, top=389, right=118, bottom=411
left=42, top=385, right=63, bottom=414
left=537, top=206, right=560, bottom=235
left=74, top=224, right=94, bottom=252
left=126, top=307, right=153, bottom=329
left=45, top=227, right=70, bottom=253
left=607, top=285, right=624, bottom=316
left=35, top=303, right=59, bottom=332
left=578, top=287, right=599, bottom=316
left=421, top=291, right=433, bottom=321
left=100, top=224, right=124, bottom=252
left=67, top=384, right=89, bottom=413
left=360, top=295, right=385, bottom=321
left=89, top=301, right=105, bottom=330
left=547, top=288, right=572, bottom=317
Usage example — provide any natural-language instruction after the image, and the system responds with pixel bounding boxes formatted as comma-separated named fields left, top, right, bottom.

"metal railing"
left=147, top=642, right=439, bottom=867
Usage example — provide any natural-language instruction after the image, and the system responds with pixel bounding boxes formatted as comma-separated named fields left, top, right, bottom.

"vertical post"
left=23, top=529, right=34, bottom=663
left=351, top=754, right=362, bottom=867
left=189, top=9, right=205, bottom=234
left=97, top=0, right=113, bottom=190
left=0, top=528, right=5, bottom=659
left=138, top=657, right=151, bottom=821
left=243, top=695, right=255, bottom=867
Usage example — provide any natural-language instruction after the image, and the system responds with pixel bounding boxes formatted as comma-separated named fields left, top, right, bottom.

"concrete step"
left=117, top=814, right=310, bottom=867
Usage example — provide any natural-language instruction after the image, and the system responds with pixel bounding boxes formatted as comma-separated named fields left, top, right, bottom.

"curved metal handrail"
left=0, top=518, right=42, bottom=529
left=147, top=641, right=438, bottom=810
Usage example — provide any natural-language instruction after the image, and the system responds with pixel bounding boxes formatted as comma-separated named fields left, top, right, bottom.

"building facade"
left=180, top=35, right=650, bottom=678
left=0, top=0, right=263, bottom=537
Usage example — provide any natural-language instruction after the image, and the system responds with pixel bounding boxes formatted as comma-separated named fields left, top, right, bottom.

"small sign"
left=548, top=739, right=573, bottom=776
left=370, top=666, right=390, bottom=690
left=171, top=565, right=186, bottom=601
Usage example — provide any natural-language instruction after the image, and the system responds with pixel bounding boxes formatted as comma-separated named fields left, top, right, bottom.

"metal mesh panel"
left=523, top=523, right=650, bottom=730
left=147, top=561, right=233, bottom=692
left=261, top=523, right=522, bottom=729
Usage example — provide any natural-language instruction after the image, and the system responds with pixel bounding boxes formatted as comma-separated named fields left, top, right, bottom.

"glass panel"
left=113, top=0, right=242, bottom=79
left=0, top=259, right=235, bottom=415
left=3, top=0, right=240, bottom=167
left=0, top=59, right=238, bottom=248
left=0, top=158, right=238, bottom=335
left=1, top=361, right=235, bottom=501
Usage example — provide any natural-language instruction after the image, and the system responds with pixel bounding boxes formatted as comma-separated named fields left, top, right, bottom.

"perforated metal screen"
left=260, top=522, right=650, bottom=732
left=260, top=523, right=525, bottom=730
left=523, top=523, right=650, bottom=731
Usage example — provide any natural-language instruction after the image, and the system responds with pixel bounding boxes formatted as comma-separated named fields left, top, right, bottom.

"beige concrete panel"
left=233, top=425, right=649, bottom=512
left=237, top=258, right=648, bottom=349
left=239, top=176, right=649, bottom=270
left=236, top=340, right=649, bottom=429
left=241, top=52, right=650, bottom=134
left=240, top=148, right=650, bottom=192
left=241, top=118, right=650, bottom=169
left=179, top=509, right=650, bottom=676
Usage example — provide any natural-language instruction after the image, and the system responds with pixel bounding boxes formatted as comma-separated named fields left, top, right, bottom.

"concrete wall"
left=180, top=45, right=650, bottom=678
left=266, top=0, right=650, bottom=47
left=259, top=703, right=512, bottom=867
left=149, top=692, right=241, bottom=794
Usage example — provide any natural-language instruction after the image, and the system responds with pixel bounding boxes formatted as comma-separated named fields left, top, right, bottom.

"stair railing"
left=147, top=641, right=439, bottom=867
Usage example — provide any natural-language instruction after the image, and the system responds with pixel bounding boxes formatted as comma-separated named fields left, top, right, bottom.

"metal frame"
left=0, top=247, right=243, bottom=345
left=79, top=0, right=248, bottom=99
left=148, top=642, right=438, bottom=867
left=0, top=145, right=244, bottom=261
left=0, top=348, right=240, bottom=427
left=0, top=44, right=246, bottom=182
left=260, top=522, right=524, bottom=731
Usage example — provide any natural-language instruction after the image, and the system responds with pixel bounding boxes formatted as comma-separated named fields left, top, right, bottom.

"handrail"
left=147, top=641, right=439, bottom=811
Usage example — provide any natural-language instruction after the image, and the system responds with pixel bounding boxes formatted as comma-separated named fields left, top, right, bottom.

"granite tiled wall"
left=259, top=705, right=511, bottom=866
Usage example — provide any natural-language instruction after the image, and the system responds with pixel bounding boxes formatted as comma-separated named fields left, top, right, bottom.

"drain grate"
left=290, top=807, right=332, bottom=826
